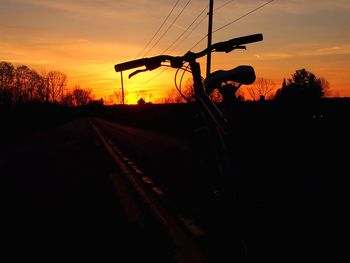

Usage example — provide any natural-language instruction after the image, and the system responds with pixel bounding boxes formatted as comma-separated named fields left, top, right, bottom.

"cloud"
left=11, top=0, right=167, bottom=20
left=306, top=44, right=350, bottom=57
left=268, top=0, right=350, bottom=14
left=254, top=43, right=350, bottom=61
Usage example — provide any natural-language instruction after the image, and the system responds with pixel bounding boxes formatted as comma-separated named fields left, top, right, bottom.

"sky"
left=1, top=0, right=350, bottom=103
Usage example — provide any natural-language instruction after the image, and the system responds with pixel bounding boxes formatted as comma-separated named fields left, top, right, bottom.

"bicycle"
left=114, top=34, right=263, bottom=260
left=115, top=33, right=263, bottom=185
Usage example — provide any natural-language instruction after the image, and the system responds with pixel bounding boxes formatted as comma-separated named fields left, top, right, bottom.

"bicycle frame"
left=186, top=55, right=232, bottom=181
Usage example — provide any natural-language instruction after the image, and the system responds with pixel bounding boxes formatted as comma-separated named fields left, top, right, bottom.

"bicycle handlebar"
left=114, top=58, right=148, bottom=72
left=209, top=33, right=263, bottom=53
left=114, top=33, right=263, bottom=73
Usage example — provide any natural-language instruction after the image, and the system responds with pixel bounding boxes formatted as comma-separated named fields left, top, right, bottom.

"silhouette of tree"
left=247, top=77, right=275, bottom=101
left=182, top=78, right=195, bottom=102
left=27, top=70, right=42, bottom=102
left=275, top=68, right=328, bottom=102
left=14, top=65, right=33, bottom=104
left=0, top=61, right=98, bottom=107
left=71, top=86, right=92, bottom=106
left=46, top=70, right=67, bottom=103
left=108, top=89, right=128, bottom=105
left=163, top=78, right=195, bottom=103
left=0, top=61, right=15, bottom=105
left=35, top=73, right=49, bottom=103
left=61, top=93, right=75, bottom=107
left=163, top=88, right=183, bottom=103
left=318, top=77, right=331, bottom=97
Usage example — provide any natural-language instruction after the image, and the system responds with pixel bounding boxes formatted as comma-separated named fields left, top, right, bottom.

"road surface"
left=0, top=118, right=180, bottom=262
left=1, top=116, right=344, bottom=262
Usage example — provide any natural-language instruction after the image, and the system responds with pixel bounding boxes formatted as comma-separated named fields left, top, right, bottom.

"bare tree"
left=318, top=77, right=331, bottom=97
left=247, top=77, right=275, bottom=101
left=182, top=78, right=195, bottom=102
left=162, top=78, right=196, bottom=104
left=0, top=61, right=15, bottom=105
left=113, top=89, right=123, bottom=104
left=47, top=70, right=67, bottom=103
left=14, top=65, right=33, bottom=104
left=109, top=88, right=128, bottom=105
left=61, top=93, right=74, bottom=107
left=163, top=88, right=183, bottom=103
left=72, top=86, right=92, bottom=106
left=27, top=70, right=42, bottom=101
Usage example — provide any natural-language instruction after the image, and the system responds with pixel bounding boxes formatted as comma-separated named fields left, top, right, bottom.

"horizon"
left=1, top=0, right=349, bottom=103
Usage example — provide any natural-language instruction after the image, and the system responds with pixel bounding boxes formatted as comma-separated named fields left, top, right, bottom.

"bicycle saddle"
left=205, top=65, right=256, bottom=95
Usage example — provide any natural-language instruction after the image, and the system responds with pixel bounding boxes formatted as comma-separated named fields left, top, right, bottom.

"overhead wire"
left=161, top=4, right=209, bottom=55
left=135, top=0, right=206, bottom=90
left=142, top=4, right=209, bottom=89
left=135, top=0, right=181, bottom=58
left=168, top=12, right=208, bottom=53
left=172, top=0, right=239, bottom=53
left=189, top=0, right=275, bottom=50
left=143, top=0, right=193, bottom=57
left=213, top=0, right=274, bottom=34
left=214, top=0, right=236, bottom=12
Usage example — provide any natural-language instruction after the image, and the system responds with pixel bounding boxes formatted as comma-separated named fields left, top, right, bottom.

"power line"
left=214, top=0, right=236, bottom=11
left=131, top=67, right=169, bottom=91
left=138, top=4, right=208, bottom=87
left=161, top=4, right=208, bottom=55
left=132, top=0, right=195, bottom=88
left=213, top=0, right=274, bottom=33
left=143, top=0, right=193, bottom=57
left=168, top=12, right=207, bottom=53
left=189, top=34, right=208, bottom=51
left=190, top=0, right=275, bottom=50
left=135, top=0, right=181, bottom=58
left=133, top=2, right=209, bottom=86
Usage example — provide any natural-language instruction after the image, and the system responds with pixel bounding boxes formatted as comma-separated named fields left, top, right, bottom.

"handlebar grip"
left=114, top=58, right=148, bottom=72
left=213, top=33, right=263, bottom=52
left=230, top=33, right=263, bottom=45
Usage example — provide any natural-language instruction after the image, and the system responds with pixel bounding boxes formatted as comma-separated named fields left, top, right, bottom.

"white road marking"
left=178, top=217, right=207, bottom=237
left=141, top=176, right=154, bottom=185
left=152, top=187, right=165, bottom=196
left=90, top=119, right=208, bottom=263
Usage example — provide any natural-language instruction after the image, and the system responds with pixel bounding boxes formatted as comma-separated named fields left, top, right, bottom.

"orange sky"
left=1, top=0, right=349, bottom=103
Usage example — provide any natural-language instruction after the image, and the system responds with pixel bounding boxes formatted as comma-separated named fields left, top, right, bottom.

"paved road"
left=91, top=117, right=346, bottom=262
left=91, top=118, right=254, bottom=261
left=1, top=118, right=176, bottom=262
left=1, top=116, right=344, bottom=261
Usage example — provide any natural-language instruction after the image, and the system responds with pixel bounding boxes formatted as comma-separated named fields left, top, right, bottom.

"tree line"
left=1, top=61, right=330, bottom=107
left=0, top=61, right=96, bottom=107
left=156, top=68, right=330, bottom=104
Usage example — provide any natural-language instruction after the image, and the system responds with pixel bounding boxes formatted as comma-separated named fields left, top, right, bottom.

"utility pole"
left=120, top=71, right=125, bottom=104
left=206, top=0, right=214, bottom=78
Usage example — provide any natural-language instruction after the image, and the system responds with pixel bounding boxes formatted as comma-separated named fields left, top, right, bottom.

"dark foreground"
left=0, top=118, right=176, bottom=262
left=1, top=99, right=349, bottom=261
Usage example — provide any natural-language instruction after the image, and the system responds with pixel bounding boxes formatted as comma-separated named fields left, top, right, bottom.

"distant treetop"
left=275, top=68, right=329, bottom=102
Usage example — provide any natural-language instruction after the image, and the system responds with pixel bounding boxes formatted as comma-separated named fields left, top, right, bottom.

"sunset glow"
left=1, top=0, right=349, bottom=103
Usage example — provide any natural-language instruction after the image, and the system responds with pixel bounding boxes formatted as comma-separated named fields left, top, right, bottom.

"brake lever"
left=129, top=68, right=148, bottom=79
left=215, top=45, right=246, bottom=53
